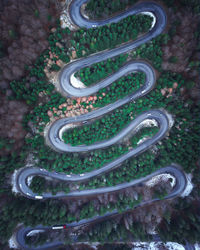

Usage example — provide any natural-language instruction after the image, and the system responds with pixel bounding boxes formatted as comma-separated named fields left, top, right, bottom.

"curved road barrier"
left=13, top=1, right=187, bottom=249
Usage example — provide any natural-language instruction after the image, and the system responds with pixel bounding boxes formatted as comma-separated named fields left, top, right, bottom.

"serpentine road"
left=14, top=1, right=188, bottom=249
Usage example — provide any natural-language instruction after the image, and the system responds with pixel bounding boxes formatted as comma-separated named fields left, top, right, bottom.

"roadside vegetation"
left=132, top=34, right=169, bottom=71
left=159, top=201, right=200, bottom=243
left=25, top=232, right=50, bottom=249
left=71, top=14, right=152, bottom=57
left=30, top=176, right=70, bottom=195
left=75, top=54, right=128, bottom=86
left=85, top=0, right=138, bottom=19
left=6, top=0, right=199, bottom=198
left=76, top=218, right=152, bottom=243
left=0, top=0, right=199, bottom=247
left=62, top=96, right=151, bottom=146
left=86, top=0, right=200, bottom=17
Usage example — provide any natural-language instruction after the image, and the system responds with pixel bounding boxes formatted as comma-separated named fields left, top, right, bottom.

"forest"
left=86, top=0, right=200, bottom=18
left=75, top=54, right=128, bottom=86
left=0, top=0, right=199, bottom=248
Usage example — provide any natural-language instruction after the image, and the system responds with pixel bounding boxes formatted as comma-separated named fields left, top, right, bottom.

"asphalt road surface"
left=14, top=1, right=187, bottom=249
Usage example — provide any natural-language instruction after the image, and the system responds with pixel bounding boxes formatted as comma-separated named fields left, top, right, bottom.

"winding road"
left=16, top=164, right=186, bottom=250
left=13, top=1, right=188, bottom=249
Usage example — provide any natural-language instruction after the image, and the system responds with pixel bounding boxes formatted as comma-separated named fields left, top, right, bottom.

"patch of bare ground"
left=39, top=93, right=100, bottom=135
left=59, top=0, right=79, bottom=30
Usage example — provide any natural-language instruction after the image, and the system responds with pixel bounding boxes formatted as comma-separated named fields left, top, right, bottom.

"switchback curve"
left=16, top=165, right=186, bottom=250
left=13, top=1, right=187, bottom=249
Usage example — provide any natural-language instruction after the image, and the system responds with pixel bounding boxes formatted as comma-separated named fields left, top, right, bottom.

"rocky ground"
left=60, top=0, right=79, bottom=30
left=46, top=95, right=98, bottom=120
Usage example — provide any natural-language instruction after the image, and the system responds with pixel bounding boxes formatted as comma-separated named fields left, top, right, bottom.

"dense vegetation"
left=92, top=71, right=144, bottom=107
left=25, top=232, right=49, bottom=248
left=0, top=0, right=199, bottom=247
left=62, top=86, right=150, bottom=147
left=75, top=216, right=152, bottom=243
left=0, top=137, right=15, bottom=152
left=29, top=127, right=159, bottom=195
left=75, top=54, right=128, bottom=86
left=71, top=14, right=152, bottom=57
left=0, top=41, right=6, bottom=58
left=8, top=14, right=199, bottom=187
left=86, top=0, right=200, bottom=16
left=85, top=0, right=138, bottom=19
left=30, top=176, right=70, bottom=195
left=0, top=182, right=167, bottom=245
left=0, top=198, right=69, bottom=244
left=79, top=71, right=199, bottom=189
left=157, top=165, right=200, bottom=243
left=0, top=148, right=27, bottom=194
left=158, top=200, right=200, bottom=243
left=132, top=34, right=169, bottom=71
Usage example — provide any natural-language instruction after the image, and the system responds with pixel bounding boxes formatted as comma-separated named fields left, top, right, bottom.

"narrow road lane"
left=16, top=164, right=186, bottom=250
left=13, top=1, right=187, bottom=249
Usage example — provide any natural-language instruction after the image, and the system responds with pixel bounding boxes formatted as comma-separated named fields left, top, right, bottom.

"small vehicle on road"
left=52, top=225, right=67, bottom=230
left=35, top=195, right=43, bottom=199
